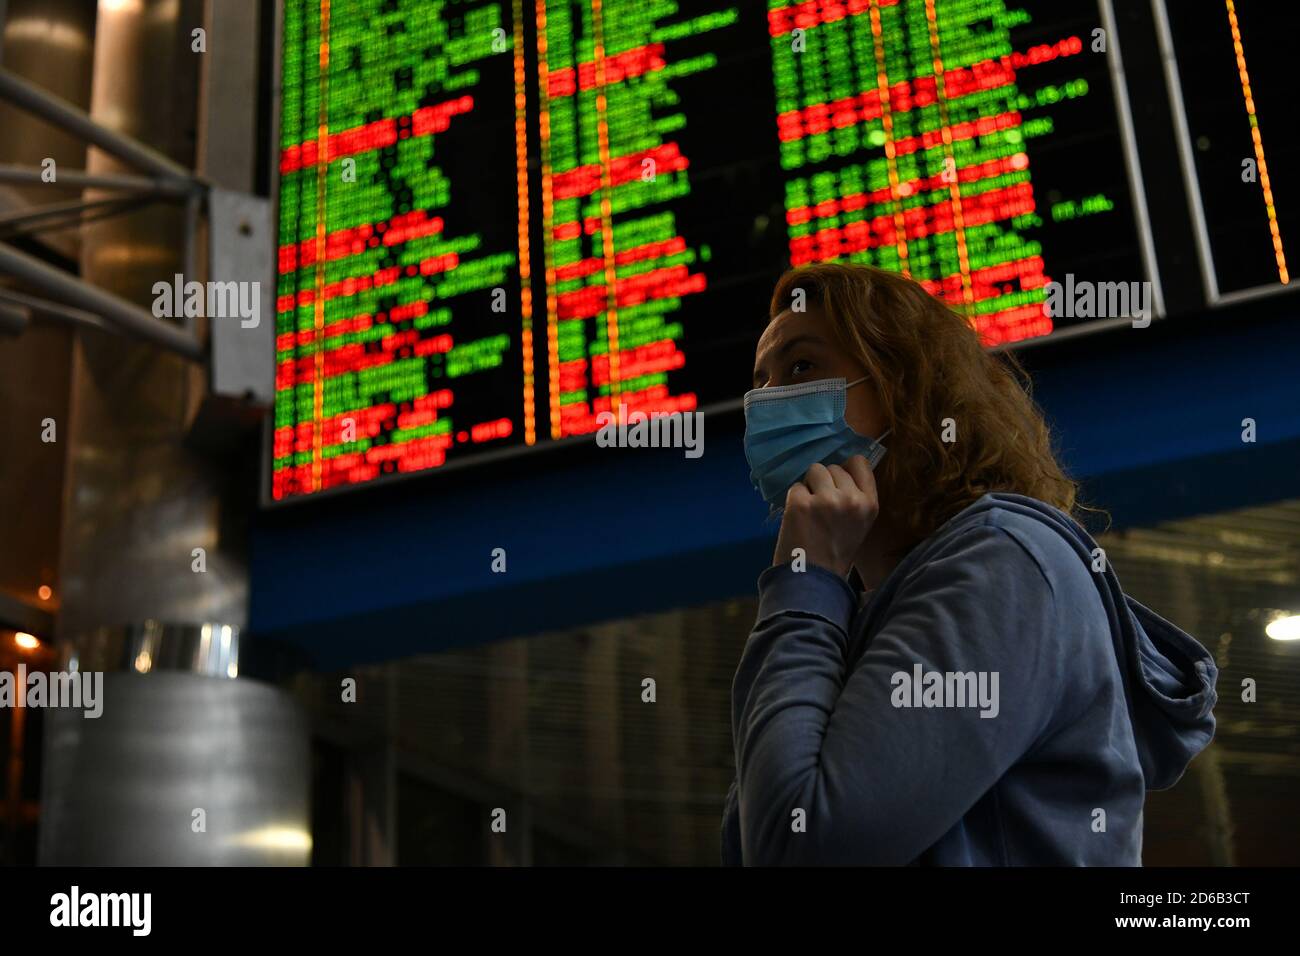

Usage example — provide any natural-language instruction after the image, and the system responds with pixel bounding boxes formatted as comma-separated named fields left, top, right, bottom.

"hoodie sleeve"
left=731, top=521, right=1067, bottom=865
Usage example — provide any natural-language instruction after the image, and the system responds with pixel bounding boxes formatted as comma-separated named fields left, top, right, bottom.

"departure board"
left=272, top=0, right=1151, bottom=502
left=1161, top=0, right=1295, bottom=299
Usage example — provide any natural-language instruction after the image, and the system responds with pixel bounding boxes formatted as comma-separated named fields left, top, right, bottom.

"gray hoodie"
left=722, top=492, right=1218, bottom=865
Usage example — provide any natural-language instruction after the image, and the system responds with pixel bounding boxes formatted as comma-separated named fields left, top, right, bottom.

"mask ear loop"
left=843, top=377, right=889, bottom=442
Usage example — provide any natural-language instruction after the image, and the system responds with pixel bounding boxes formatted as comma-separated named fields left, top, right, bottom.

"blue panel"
left=1031, top=315, right=1300, bottom=476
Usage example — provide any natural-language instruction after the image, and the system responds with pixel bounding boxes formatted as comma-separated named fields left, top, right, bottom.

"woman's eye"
left=790, top=359, right=812, bottom=377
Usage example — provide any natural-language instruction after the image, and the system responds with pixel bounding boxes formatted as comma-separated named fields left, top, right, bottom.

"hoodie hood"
left=944, top=493, right=1219, bottom=790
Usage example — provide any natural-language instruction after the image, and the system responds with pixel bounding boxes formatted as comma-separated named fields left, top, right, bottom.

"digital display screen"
left=272, top=0, right=1150, bottom=502
left=1162, top=0, right=1295, bottom=298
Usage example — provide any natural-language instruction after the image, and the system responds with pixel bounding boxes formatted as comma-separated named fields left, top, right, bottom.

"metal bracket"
left=0, top=67, right=207, bottom=360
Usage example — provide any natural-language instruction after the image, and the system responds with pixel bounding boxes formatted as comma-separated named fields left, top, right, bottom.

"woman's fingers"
left=776, top=458, right=881, bottom=578
left=803, top=462, right=835, bottom=495
left=807, top=459, right=874, bottom=495
left=825, top=463, right=857, bottom=492
left=842, top=454, right=876, bottom=494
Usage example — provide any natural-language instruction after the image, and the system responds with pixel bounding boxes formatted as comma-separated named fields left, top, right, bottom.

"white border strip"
left=1150, top=0, right=1219, bottom=303
left=1100, top=0, right=1166, bottom=318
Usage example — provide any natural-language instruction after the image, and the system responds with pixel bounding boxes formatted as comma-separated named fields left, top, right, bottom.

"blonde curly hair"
left=769, top=261, right=1083, bottom=552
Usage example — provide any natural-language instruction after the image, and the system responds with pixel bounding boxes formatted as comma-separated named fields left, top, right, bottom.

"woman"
left=722, top=262, right=1217, bottom=866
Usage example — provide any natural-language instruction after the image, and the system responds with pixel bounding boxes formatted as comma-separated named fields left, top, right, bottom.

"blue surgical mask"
left=743, top=376, right=891, bottom=517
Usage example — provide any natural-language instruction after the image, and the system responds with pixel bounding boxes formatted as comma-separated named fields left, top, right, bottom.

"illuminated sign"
left=272, top=0, right=1152, bottom=501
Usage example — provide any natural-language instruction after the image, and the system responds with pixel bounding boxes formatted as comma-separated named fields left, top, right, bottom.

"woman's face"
left=752, top=305, right=888, bottom=440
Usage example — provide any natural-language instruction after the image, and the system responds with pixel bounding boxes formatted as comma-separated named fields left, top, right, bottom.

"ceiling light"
left=1265, top=613, right=1300, bottom=642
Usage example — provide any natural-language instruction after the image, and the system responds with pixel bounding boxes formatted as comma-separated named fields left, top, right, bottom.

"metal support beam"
left=0, top=163, right=194, bottom=197
left=0, top=195, right=142, bottom=233
left=0, top=299, right=29, bottom=335
left=0, top=286, right=116, bottom=334
left=0, top=68, right=204, bottom=188
left=0, top=242, right=202, bottom=360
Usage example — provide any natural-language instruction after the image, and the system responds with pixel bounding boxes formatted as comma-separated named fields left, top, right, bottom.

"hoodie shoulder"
left=987, top=507, right=1095, bottom=592
left=939, top=495, right=1099, bottom=606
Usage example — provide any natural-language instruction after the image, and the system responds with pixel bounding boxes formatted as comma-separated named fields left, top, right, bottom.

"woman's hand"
left=773, top=455, right=879, bottom=578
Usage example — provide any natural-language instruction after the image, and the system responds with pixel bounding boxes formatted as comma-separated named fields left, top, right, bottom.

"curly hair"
left=769, top=262, right=1084, bottom=553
